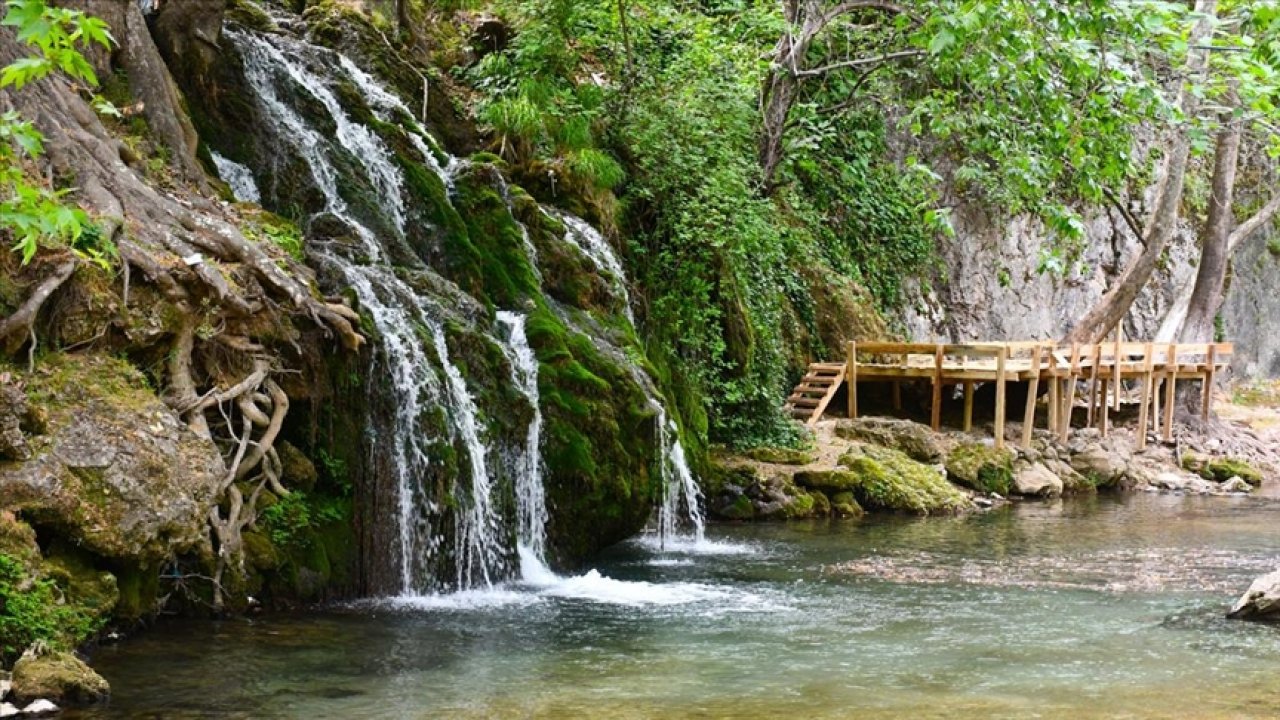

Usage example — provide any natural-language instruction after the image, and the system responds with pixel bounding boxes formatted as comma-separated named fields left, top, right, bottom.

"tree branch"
left=1101, top=187, right=1147, bottom=245
left=0, top=260, right=76, bottom=340
left=795, top=49, right=924, bottom=78
left=1227, top=186, right=1280, bottom=250
left=820, top=0, right=922, bottom=29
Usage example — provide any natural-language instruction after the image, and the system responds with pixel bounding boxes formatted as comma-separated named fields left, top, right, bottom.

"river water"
left=74, top=494, right=1280, bottom=719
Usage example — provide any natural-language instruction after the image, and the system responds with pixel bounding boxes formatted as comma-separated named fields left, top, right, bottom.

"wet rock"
left=1182, top=454, right=1264, bottom=486
left=1012, top=462, right=1063, bottom=498
left=278, top=440, right=319, bottom=493
left=829, top=491, right=863, bottom=517
left=1228, top=569, right=1280, bottom=621
left=10, top=651, right=108, bottom=706
left=836, top=418, right=949, bottom=463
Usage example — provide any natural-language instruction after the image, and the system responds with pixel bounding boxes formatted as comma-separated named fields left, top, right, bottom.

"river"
left=72, top=494, right=1280, bottom=719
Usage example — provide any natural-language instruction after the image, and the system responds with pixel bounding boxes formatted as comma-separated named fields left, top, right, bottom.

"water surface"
left=76, top=494, right=1280, bottom=719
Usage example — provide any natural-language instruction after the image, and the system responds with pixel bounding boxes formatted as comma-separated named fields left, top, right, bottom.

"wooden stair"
left=785, top=363, right=846, bottom=426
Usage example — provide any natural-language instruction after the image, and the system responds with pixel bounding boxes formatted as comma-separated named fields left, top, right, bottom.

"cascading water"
left=497, top=311, right=550, bottom=570
left=210, top=151, right=261, bottom=203
left=225, top=13, right=709, bottom=596
left=231, top=26, right=511, bottom=593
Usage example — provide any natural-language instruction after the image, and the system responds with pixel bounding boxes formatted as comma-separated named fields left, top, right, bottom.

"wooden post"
left=963, top=381, right=974, bottom=432
left=847, top=341, right=858, bottom=420
left=1112, top=332, right=1122, bottom=412
left=1060, top=343, right=1080, bottom=443
left=1022, top=345, right=1042, bottom=448
left=995, top=345, right=1007, bottom=450
left=931, top=344, right=944, bottom=431
left=1202, top=344, right=1217, bottom=421
left=1136, top=342, right=1154, bottom=450
left=1163, top=342, right=1177, bottom=441
left=1048, top=358, right=1060, bottom=434
left=1087, top=344, right=1101, bottom=428
left=891, top=382, right=902, bottom=412
left=1100, top=378, right=1110, bottom=438
left=1152, top=378, right=1161, bottom=435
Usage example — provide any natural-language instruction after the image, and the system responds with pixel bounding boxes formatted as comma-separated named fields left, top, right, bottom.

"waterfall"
left=555, top=210, right=634, bottom=324
left=651, top=401, right=706, bottom=547
left=226, top=15, right=707, bottom=592
left=231, top=27, right=511, bottom=592
left=497, top=311, right=549, bottom=567
left=210, top=152, right=261, bottom=203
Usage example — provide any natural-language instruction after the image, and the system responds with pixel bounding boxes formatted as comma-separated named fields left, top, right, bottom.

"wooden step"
left=788, top=397, right=821, bottom=408
left=800, top=374, right=839, bottom=384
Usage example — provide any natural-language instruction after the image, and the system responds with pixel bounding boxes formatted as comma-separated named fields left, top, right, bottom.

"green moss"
left=782, top=490, right=817, bottom=519
left=746, top=446, right=816, bottom=465
left=1183, top=454, right=1265, bottom=486
left=113, top=564, right=159, bottom=622
left=0, top=533, right=112, bottom=664
left=443, top=166, right=540, bottom=308
left=830, top=491, right=864, bottom=517
left=945, top=443, right=1015, bottom=495
left=720, top=494, right=755, bottom=520
left=835, top=446, right=968, bottom=514
left=227, top=0, right=276, bottom=31
left=794, top=469, right=862, bottom=492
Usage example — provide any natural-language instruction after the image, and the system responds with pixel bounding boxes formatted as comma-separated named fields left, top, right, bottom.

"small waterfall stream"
left=224, top=14, right=706, bottom=595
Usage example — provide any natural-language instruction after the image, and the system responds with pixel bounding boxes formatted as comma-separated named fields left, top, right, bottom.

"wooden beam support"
left=931, top=344, right=944, bottom=431
left=994, top=346, right=1007, bottom=450
left=1112, top=333, right=1122, bottom=412
left=1100, top=378, right=1110, bottom=438
left=1060, top=343, right=1080, bottom=443
left=1136, top=342, right=1154, bottom=450
left=1022, top=345, right=1042, bottom=448
left=1202, top=344, right=1217, bottom=421
left=847, top=341, right=858, bottom=420
left=1163, top=342, right=1177, bottom=442
left=1087, top=344, right=1102, bottom=428
left=963, top=381, right=974, bottom=433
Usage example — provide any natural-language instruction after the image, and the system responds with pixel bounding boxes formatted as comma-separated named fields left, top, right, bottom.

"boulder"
left=1069, top=443, right=1128, bottom=488
left=1228, top=569, right=1280, bottom=621
left=10, top=651, right=108, bottom=706
left=744, top=446, right=816, bottom=466
left=837, top=447, right=969, bottom=515
left=1012, top=462, right=1063, bottom=498
left=794, top=469, right=862, bottom=493
left=0, top=355, right=225, bottom=563
left=836, top=418, right=950, bottom=463
left=829, top=491, right=863, bottom=518
left=946, top=443, right=1014, bottom=495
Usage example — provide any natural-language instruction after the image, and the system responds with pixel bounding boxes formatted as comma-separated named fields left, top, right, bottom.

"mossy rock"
left=11, top=650, right=110, bottom=706
left=946, top=443, right=1015, bottom=495
left=278, top=441, right=319, bottom=493
left=795, top=469, right=862, bottom=492
left=718, top=494, right=755, bottom=521
left=830, top=491, right=864, bottom=518
left=745, top=446, right=816, bottom=465
left=782, top=490, right=817, bottom=519
left=1183, top=454, right=1264, bottom=486
left=837, top=446, right=968, bottom=514
left=835, top=418, right=948, bottom=463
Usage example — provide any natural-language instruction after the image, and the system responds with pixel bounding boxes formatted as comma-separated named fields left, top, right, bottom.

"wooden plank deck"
left=787, top=340, right=1234, bottom=450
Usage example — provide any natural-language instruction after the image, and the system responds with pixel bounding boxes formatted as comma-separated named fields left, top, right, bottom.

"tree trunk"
left=1180, top=121, right=1241, bottom=343
left=1065, top=0, right=1217, bottom=344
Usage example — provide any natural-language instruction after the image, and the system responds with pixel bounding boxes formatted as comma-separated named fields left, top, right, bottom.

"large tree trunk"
left=1180, top=121, right=1241, bottom=343
left=1066, top=0, right=1217, bottom=344
left=65, top=0, right=210, bottom=189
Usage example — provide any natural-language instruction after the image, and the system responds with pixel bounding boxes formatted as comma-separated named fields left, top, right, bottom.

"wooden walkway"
left=786, top=341, right=1234, bottom=450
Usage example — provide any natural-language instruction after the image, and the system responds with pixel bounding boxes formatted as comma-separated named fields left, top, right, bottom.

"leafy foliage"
left=0, top=0, right=117, bottom=269
left=0, top=553, right=106, bottom=663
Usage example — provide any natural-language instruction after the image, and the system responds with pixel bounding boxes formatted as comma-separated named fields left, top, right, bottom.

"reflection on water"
left=73, top=494, right=1280, bottom=719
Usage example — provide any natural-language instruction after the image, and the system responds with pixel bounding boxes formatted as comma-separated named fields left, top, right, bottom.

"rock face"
left=0, top=355, right=224, bottom=562
left=10, top=650, right=109, bottom=706
left=1227, top=569, right=1280, bottom=621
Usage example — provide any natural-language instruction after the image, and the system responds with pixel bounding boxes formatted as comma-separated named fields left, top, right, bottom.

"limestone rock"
left=11, top=651, right=108, bottom=706
left=1221, top=476, right=1254, bottom=494
left=1228, top=569, right=1280, bottom=621
left=794, top=469, right=862, bottom=493
left=1070, top=443, right=1128, bottom=487
left=0, top=355, right=224, bottom=563
left=835, top=418, right=950, bottom=463
left=1012, top=462, right=1063, bottom=498
left=744, top=446, right=816, bottom=466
